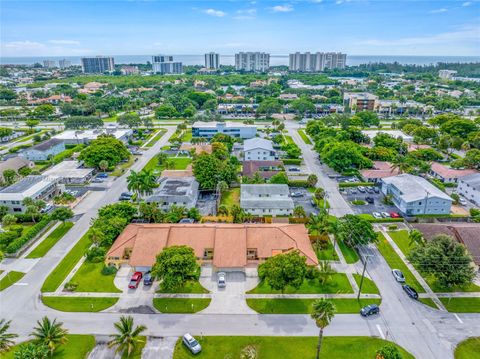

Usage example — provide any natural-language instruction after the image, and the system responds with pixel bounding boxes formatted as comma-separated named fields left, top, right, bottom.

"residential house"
left=360, top=161, right=399, bottom=183
left=0, top=157, right=34, bottom=182
left=192, top=121, right=256, bottom=139
left=53, top=129, right=132, bottom=145
left=43, top=160, right=94, bottom=184
left=240, top=184, right=294, bottom=216
left=381, top=174, right=452, bottom=216
left=429, top=162, right=477, bottom=184
left=20, top=138, right=65, bottom=161
left=243, top=138, right=276, bottom=161
left=242, top=160, right=283, bottom=180
left=146, top=177, right=199, bottom=210
left=457, top=173, right=480, bottom=205
left=105, top=223, right=318, bottom=271
left=0, top=175, right=63, bottom=213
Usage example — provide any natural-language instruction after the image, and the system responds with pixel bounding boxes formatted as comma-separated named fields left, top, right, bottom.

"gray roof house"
left=243, top=138, right=277, bottom=161
left=0, top=157, right=34, bottom=182
left=457, top=173, right=480, bottom=206
left=381, top=174, right=452, bottom=216
left=20, top=138, right=65, bottom=161
left=240, top=184, right=294, bottom=216
left=146, top=177, right=199, bottom=210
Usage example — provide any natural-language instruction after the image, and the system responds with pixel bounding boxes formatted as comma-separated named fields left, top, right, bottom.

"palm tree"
left=127, top=170, right=142, bottom=199
left=30, top=317, right=68, bottom=355
left=139, top=169, right=157, bottom=196
left=99, top=160, right=109, bottom=172
left=390, top=155, right=410, bottom=174
left=0, top=319, right=18, bottom=353
left=311, top=299, right=336, bottom=359
left=408, top=229, right=425, bottom=247
left=88, top=226, right=105, bottom=247
left=108, top=316, right=146, bottom=358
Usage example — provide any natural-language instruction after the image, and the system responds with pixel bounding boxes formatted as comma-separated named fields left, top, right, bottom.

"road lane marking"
left=13, top=283, right=28, bottom=286
left=454, top=314, right=463, bottom=324
left=376, top=324, right=385, bottom=339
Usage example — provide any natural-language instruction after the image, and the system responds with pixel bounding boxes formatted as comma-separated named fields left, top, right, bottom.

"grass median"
left=153, top=298, right=211, bottom=313
left=337, top=239, right=359, bottom=264
left=0, top=271, right=25, bottom=291
left=248, top=274, right=353, bottom=294
left=145, top=128, right=167, bottom=147
left=26, top=222, right=74, bottom=258
left=353, top=273, right=380, bottom=294
left=298, top=129, right=312, bottom=145
left=42, top=296, right=119, bottom=312
left=440, top=297, right=480, bottom=313
left=455, top=337, right=480, bottom=359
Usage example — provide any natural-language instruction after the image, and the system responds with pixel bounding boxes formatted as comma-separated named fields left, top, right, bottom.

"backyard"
left=68, top=261, right=121, bottom=293
left=220, top=188, right=240, bottom=210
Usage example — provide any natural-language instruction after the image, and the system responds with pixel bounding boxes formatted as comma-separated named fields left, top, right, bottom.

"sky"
left=1, top=0, right=479, bottom=57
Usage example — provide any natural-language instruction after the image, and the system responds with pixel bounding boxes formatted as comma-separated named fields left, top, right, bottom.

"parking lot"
left=290, top=187, right=319, bottom=216
left=340, top=186, right=399, bottom=216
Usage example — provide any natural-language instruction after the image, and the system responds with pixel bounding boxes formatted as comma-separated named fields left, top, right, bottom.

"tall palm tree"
left=30, top=317, right=68, bottom=355
left=139, top=169, right=157, bottom=196
left=127, top=170, right=142, bottom=199
left=390, top=155, right=411, bottom=174
left=0, top=319, right=18, bottom=353
left=408, top=229, right=425, bottom=247
left=311, top=299, right=336, bottom=359
left=108, top=316, right=146, bottom=358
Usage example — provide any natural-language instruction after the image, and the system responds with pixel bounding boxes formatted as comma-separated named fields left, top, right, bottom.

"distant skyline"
left=1, top=0, right=479, bottom=57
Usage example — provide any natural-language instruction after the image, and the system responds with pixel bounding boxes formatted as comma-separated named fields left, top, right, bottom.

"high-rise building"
left=235, top=52, right=270, bottom=72
left=204, top=52, right=220, bottom=69
left=59, top=59, right=72, bottom=69
left=81, top=56, right=115, bottom=73
left=439, top=70, right=457, bottom=80
left=43, top=60, right=56, bottom=68
left=152, top=55, right=183, bottom=74
left=289, top=52, right=347, bottom=72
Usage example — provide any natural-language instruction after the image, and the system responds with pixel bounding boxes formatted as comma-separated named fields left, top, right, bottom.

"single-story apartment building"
left=242, top=160, right=283, bottom=180
left=179, top=143, right=212, bottom=156
left=43, top=160, right=95, bottom=184
left=20, top=138, right=65, bottom=161
left=457, top=173, right=480, bottom=205
left=429, top=162, right=477, bottom=184
left=105, top=223, right=318, bottom=271
left=360, top=161, right=399, bottom=183
left=0, top=157, right=34, bottom=182
left=192, top=121, right=256, bottom=139
left=240, top=184, right=294, bottom=216
left=53, top=129, right=133, bottom=145
left=243, top=138, right=276, bottom=161
left=381, top=174, right=452, bottom=216
left=0, top=175, right=63, bottom=213
left=146, top=176, right=199, bottom=210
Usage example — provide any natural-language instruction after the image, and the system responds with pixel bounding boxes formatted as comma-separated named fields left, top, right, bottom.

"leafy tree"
left=0, top=128, right=13, bottom=138
left=25, top=119, right=40, bottom=130
left=256, top=98, right=282, bottom=118
left=290, top=98, right=315, bottom=115
left=0, top=319, right=18, bottom=353
left=164, top=205, right=187, bottom=223
left=3, top=169, right=16, bottom=185
left=2, top=214, right=17, bottom=227
left=30, top=317, right=68, bottom=356
left=321, top=141, right=372, bottom=172
left=187, top=207, right=201, bottom=221
left=32, top=104, right=55, bottom=120
left=22, top=198, right=46, bottom=223
left=293, top=205, right=306, bottom=218
left=192, top=153, right=221, bottom=189
left=64, top=116, right=103, bottom=129
left=269, top=172, right=289, bottom=184
left=258, top=251, right=307, bottom=293
left=314, top=187, right=325, bottom=200
left=108, top=316, right=146, bottom=358
left=311, top=299, right=336, bottom=359
left=155, top=104, right=178, bottom=118
left=376, top=343, right=403, bottom=359
left=152, top=245, right=199, bottom=291
left=13, top=343, right=49, bottom=359
left=353, top=111, right=380, bottom=127
left=440, top=118, right=477, bottom=138
left=79, top=135, right=130, bottom=169
left=50, top=207, right=73, bottom=223
left=99, top=160, right=109, bottom=172
left=336, top=215, right=377, bottom=248
left=409, top=234, right=475, bottom=288
left=307, top=174, right=318, bottom=187
left=0, top=87, right=17, bottom=101
left=318, top=261, right=336, bottom=285
left=282, top=143, right=302, bottom=159
left=118, top=113, right=142, bottom=128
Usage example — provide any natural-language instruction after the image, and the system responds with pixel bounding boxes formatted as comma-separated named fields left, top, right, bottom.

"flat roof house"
left=105, top=223, right=318, bottom=272
left=53, top=129, right=133, bottom=145
left=457, top=173, right=480, bottom=206
left=43, top=160, right=94, bottom=184
left=146, top=177, right=199, bottom=210
left=0, top=175, right=62, bottom=213
left=429, top=162, right=477, bottom=184
left=0, top=157, right=34, bottom=182
left=20, top=138, right=65, bottom=161
left=360, top=161, right=399, bottom=183
left=243, top=138, right=276, bottom=161
left=242, top=160, right=283, bottom=180
left=192, top=121, right=256, bottom=139
left=381, top=174, right=452, bottom=216
left=240, top=184, right=294, bottom=217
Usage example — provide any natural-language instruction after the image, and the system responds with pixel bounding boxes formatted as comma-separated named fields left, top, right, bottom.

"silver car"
left=182, top=333, right=202, bottom=354
left=392, top=269, right=406, bottom=283
left=217, top=272, right=226, bottom=288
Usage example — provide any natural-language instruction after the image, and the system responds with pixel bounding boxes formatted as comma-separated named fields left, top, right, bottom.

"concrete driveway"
left=199, top=265, right=258, bottom=314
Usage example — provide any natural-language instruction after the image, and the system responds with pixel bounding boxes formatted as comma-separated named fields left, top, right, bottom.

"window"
left=247, top=249, right=257, bottom=260
left=203, top=249, right=214, bottom=259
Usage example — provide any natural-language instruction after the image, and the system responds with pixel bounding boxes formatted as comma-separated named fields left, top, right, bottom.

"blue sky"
left=1, top=0, right=479, bottom=57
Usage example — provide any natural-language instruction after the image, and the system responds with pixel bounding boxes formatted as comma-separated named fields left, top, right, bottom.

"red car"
left=128, top=272, right=143, bottom=289
left=390, top=212, right=401, bottom=218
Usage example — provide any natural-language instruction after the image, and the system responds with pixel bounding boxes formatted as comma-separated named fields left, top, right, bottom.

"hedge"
left=358, top=214, right=404, bottom=223
left=288, top=180, right=313, bottom=188
left=339, top=182, right=375, bottom=188
left=8, top=144, right=32, bottom=153
left=6, top=217, right=51, bottom=253
left=282, top=159, right=302, bottom=165
left=14, top=213, right=46, bottom=223
left=52, top=144, right=85, bottom=165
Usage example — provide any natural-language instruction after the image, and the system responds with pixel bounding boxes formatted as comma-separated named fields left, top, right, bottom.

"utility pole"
left=357, top=253, right=372, bottom=300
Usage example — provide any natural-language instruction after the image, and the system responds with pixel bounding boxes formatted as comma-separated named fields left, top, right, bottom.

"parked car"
left=373, top=187, right=380, bottom=194
left=41, top=204, right=54, bottom=213
left=459, top=197, right=467, bottom=206
left=392, top=269, right=405, bottom=283
left=372, top=212, right=382, bottom=219
left=128, top=272, right=143, bottom=289
left=182, top=333, right=202, bottom=354
left=119, top=192, right=132, bottom=201
left=179, top=218, right=195, bottom=224
left=365, top=197, right=374, bottom=204
left=358, top=186, right=366, bottom=193
left=381, top=212, right=390, bottom=218
left=91, top=178, right=104, bottom=183
left=350, top=189, right=357, bottom=194
left=390, top=212, right=400, bottom=218
left=143, top=271, right=153, bottom=286
left=310, top=199, right=317, bottom=207
left=97, top=173, right=108, bottom=179
left=366, top=187, right=374, bottom=194
left=402, top=284, right=419, bottom=299
left=288, top=167, right=300, bottom=172
left=360, top=304, right=380, bottom=317
left=290, top=192, right=303, bottom=198
left=217, top=272, right=226, bottom=288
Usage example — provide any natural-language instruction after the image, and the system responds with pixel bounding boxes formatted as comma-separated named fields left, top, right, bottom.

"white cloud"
left=430, top=8, right=448, bottom=13
left=462, top=2, right=472, bottom=6
left=271, top=4, right=293, bottom=12
left=203, top=8, right=226, bottom=17
left=336, top=0, right=351, bottom=5
left=234, top=8, right=257, bottom=20
left=4, top=41, right=45, bottom=50
left=48, top=40, right=80, bottom=46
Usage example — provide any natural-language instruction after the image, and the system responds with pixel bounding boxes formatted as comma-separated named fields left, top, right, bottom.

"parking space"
left=290, top=187, right=318, bottom=215
left=196, top=191, right=217, bottom=216
left=340, top=187, right=399, bottom=216
left=64, top=186, right=89, bottom=198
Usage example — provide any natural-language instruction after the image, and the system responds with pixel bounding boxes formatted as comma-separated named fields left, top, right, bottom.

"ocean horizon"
left=2, top=54, right=480, bottom=67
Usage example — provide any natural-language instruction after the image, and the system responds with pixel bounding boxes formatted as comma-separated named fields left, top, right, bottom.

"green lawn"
left=455, top=337, right=480, bottom=359
left=419, top=298, right=438, bottom=309
left=298, top=129, right=312, bottom=145
left=0, top=271, right=25, bottom=291
left=284, top=135, right=295, bottom=145
left=41, top=231, right=92, bottom=292
left=3, top=334, right=96, bottom=359
left=143, top=155, right=192, bottom=173
left=26, top=222, right=74, bottom=259
left=157, top=280, right=209, bottom=294
left=69, top=261, right=121, bottom=293
left=337, top=240, right=359, bottom=264
left=247, top=274, right=353, bottom=294
left=144, top=128, right=167, bottom=147
left=220, top=188, right=240, bottom=209
left=440, top=298, right=480, bottom=313
left=387, top=230, right=413, bottom=256
left=315, top=239, right=339, bottom=261
left=353, top=274, right=380, bottom=294
left=173, top=336, right=411, bottom=359
left=376, top=233, right=425, bottom=293
left=112, top=155, right=136, bottom=176
left=181, top=129, right=192, bottom=142
left=121, top=336, right=146, bottom=359
left=42, top=296, right=119, bottom=312
left=153, top=298, right=211, bottom=313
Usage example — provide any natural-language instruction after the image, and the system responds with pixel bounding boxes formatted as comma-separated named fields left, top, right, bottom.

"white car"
left=217, top=272, right=226, bottom=288
left=459, top=198, right=467, bottom=206
left=182, top=333, right=202, bottom=354
left=372, top=212, right=383, bottom=219
left=381, top=212, right=390, bottom=218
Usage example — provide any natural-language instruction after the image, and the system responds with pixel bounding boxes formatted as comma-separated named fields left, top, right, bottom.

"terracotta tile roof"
left=106, top=223, right=318, bottom=268
left=242, top=160, right=283, bottom=179
left=179, top=143, right=213, bottom=155
left=430, top=162, right=477, bottom=180
left=408, top=144, right=432, bottom=152
left=360, top=161, right=399, bottom=179
left=160, top=167, right=193, bottom=178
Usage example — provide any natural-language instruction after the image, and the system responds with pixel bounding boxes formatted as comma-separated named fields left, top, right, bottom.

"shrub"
left=338, top=182, right=375, bottom=188
left=351, top=200, right=366, bottom=205
left=5, top=217, right=51, bottom=253
left=288, top=180, right=312, bottom=188
left=64, top=281, right=78, bottom=291
left=101, top=265, right=118, bottom=276
left=85, top=246, right=106, bottom=262
left=282, top=158, right=302, bottom=165
left=387, top=224, right=398, bottom=230
left=305, top=265, right=320, bottom=280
